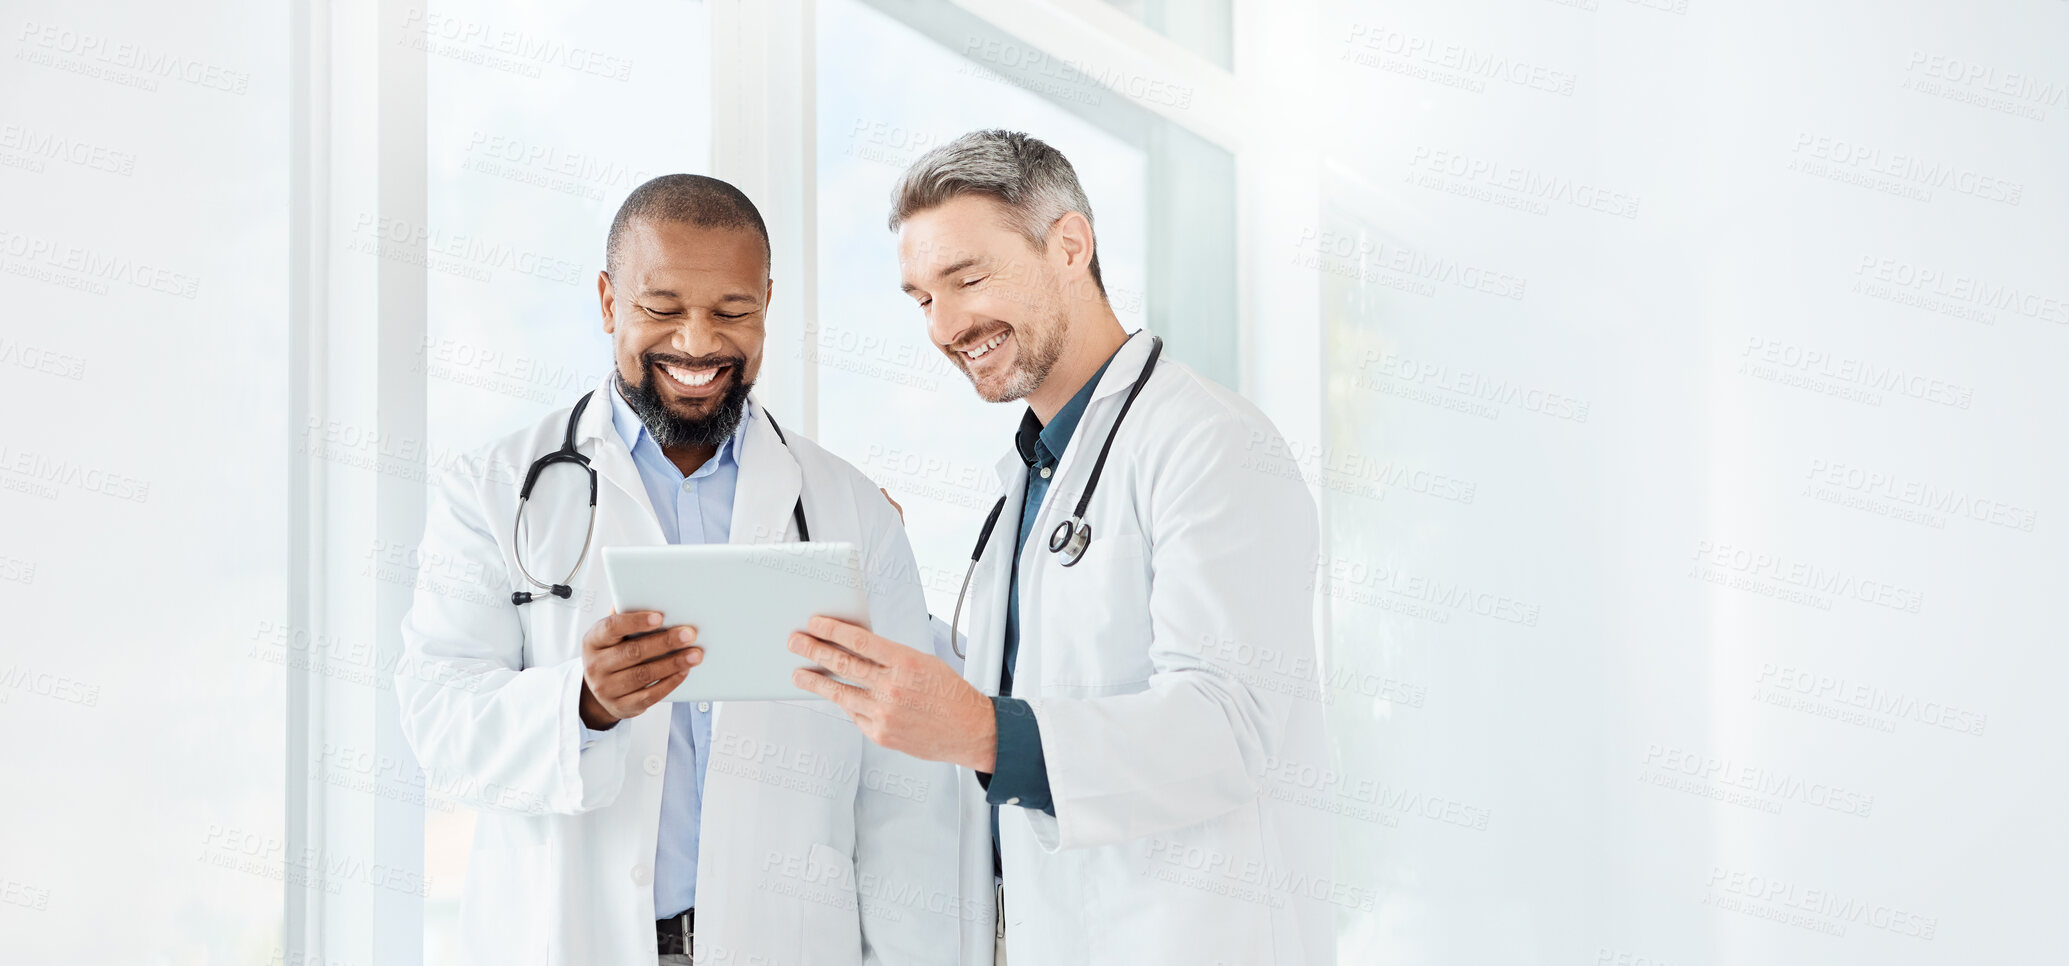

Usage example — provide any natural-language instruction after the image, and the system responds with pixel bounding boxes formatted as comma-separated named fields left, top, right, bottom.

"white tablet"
left=600, top=542, right=870, bottom=702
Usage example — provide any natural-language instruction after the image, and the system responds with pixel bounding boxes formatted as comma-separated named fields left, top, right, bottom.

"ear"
left=598, top=270, right=617, bottom=334
left=1048, top=211, right=1095, bottom=281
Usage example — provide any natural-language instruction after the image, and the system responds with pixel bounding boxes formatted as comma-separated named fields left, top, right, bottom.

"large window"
left=0, top=1, right=287, bottom=960
left=420, top=3, right=711, bottom=960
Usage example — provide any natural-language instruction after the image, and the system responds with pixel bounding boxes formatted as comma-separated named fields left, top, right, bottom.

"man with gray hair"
left=787, top=130, right=1334, bottom=964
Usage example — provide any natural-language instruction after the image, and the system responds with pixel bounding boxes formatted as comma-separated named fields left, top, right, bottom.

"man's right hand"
left=579, top=610, right=701, bottom=730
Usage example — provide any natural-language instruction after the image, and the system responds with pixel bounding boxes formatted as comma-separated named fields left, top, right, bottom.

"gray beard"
left=972, top=308, right=1068, bottom=403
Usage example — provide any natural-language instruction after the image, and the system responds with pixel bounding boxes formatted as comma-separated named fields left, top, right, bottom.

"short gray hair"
left=887, top=129, right=1103, bottom=293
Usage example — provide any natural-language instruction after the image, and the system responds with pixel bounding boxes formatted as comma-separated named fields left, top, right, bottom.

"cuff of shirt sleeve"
left=978, top=696, right=1054, bottom=815
left=577, top=716, right=617, bottom=751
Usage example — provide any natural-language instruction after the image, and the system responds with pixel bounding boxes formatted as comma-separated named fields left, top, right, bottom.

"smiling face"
left=896, top=194, right=1070, bottom=404
left=599, top=218, right=770, bottom=447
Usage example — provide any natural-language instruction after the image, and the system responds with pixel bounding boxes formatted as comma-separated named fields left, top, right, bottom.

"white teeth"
left=963, top=331, right=1008, bottom=360
left=663, top=364, right=719, bottom=387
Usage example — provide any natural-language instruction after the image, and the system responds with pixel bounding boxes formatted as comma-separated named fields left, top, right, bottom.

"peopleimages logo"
left=1341, top=23, right=1579, bottom=96
left=1641, top=744, right=1875, bottom=818
left=1706, top=866, right=1938, bottom=940
left=0, top=227, right=201, bottom=298
left=1854, top=254, right=2068, bottom=326
left=1688, top=540, right=1924, bottom=614
left=14, top=19, right=252, bottom=93
left=1142, top=838, right=1379, bottom=912
left=1754, top=663, right=1988, bottom=737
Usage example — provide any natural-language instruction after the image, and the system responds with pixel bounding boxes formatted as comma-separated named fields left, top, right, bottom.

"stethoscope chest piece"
left=1048, top=516, right=1092, bottom=566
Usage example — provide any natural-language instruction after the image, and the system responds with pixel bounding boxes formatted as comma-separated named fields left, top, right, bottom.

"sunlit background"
left=2, top=0, right=2063, bottom=963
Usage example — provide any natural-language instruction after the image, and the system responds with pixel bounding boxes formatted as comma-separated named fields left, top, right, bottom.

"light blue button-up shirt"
left=585, top=384, right=748, bottom=918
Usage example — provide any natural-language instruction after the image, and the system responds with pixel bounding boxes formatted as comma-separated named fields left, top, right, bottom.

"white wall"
left=1302, top=1, right=2067, bottom=963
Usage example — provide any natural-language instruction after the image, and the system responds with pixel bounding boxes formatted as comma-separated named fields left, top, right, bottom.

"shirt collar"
left=606, top=378, right=751, bottom=475
left=1015, top=343, right=1123, bottom=468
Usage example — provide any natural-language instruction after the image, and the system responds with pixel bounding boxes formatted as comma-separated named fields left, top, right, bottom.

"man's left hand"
left=789, top=616, right=997, bottom=772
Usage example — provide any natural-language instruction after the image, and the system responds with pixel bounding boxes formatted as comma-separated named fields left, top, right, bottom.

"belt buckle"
left=657, top=909, right=694, bottom=958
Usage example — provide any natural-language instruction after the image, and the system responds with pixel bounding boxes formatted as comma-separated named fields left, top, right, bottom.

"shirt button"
left=1006, top=797, right=1022, bottom=805
left=1039, top=467, right=1052, bottom=479
left=697, top=702, right=711, bottom=712
left=681, top=480, right=694, bottom=492
left=644, top=755, right=664, bottom=776
left=631, top=863, right=652, bottom=885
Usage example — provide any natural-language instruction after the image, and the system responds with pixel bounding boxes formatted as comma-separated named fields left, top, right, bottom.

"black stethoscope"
left=946, top=335, right=1163, bottom=657
left=510, top=389, right=811, bottom=605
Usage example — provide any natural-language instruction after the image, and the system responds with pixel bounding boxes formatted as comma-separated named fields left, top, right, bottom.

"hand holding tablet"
left=600, top=542, right=871, bottom=703
left=575, top=610, right=703, bottom=730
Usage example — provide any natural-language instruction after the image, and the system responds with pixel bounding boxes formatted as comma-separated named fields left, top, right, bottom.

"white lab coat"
left=397, top=376, right=961, bottom=966
left=952, top=333, right=1337, bottom=965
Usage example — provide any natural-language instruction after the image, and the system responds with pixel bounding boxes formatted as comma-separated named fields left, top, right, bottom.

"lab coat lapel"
left=1084, top=329, right=1156, bottom=405
left=961, top=451, right=1028, bottom=697
left=573, top=375, right=667, bottom=547
left=1040, top=330, right=1157, bottom=519
left=727, top=397, right=804, bottom=547
left=713, top=399, right=803, bottom=755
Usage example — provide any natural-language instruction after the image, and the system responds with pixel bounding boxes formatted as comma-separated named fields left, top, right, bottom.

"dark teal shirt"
left=978, top=345, right=1121, bottom=833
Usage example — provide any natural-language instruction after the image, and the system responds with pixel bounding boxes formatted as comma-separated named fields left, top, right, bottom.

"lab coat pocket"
left=1036, top=530, right=1154, bottom=693
left=518, top=589, right=591, bottom=670
left=797, top=841, right=863, bottom=965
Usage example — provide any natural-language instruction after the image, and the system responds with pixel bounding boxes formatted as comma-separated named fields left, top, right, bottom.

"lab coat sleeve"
left=1022, top=413, right=1321, bottom=852
left=852, top=496, right=963, bottom=965
left=395, top=463, right=629, bottom=817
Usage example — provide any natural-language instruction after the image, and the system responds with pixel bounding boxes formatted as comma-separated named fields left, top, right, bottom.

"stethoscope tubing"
left=948, top=334, right=1163, bottom=657
left=510, top=390, right=809, bottom=606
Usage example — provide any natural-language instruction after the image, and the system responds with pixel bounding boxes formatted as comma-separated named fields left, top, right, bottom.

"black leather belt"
left=656, top=907, right=694, bottom=957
